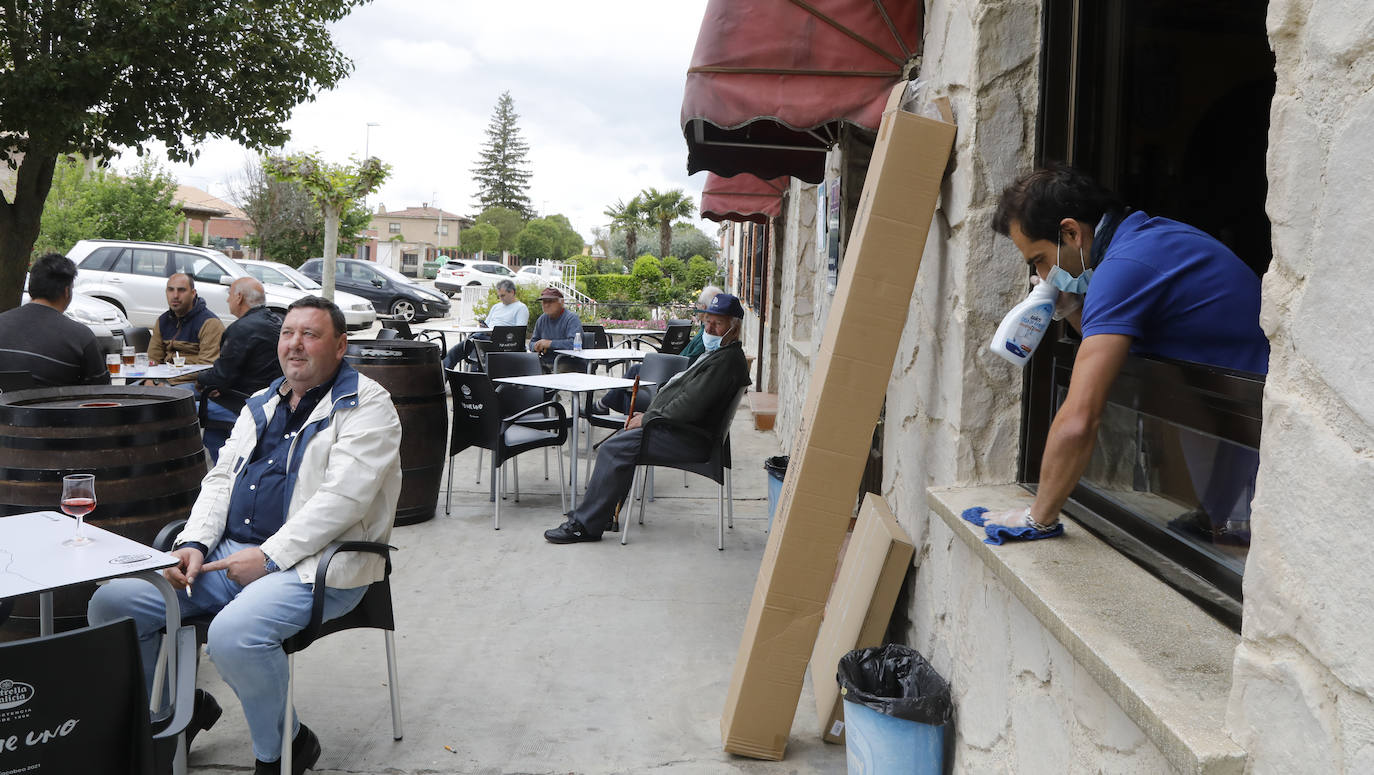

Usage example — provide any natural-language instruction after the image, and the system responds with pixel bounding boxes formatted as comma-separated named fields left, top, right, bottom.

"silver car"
left=236, top=258, right=377, bottom=331
left=67, top=239, right=313, bottom=327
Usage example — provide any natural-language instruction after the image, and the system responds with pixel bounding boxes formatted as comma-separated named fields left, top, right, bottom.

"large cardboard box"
left=810, top=494, right=914, bottom=744
left=720, top=91, right=955, bottom=760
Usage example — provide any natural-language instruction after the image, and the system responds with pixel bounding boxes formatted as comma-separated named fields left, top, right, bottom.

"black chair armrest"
left=151, top=624, right=199, bottom=740
left=417, top=329, right=448, bottom=352
left=153, top=519, right=189, bottom=552
left=296, top=541, right=395, bottom=652
left=503, top=399, right=567, bottom=425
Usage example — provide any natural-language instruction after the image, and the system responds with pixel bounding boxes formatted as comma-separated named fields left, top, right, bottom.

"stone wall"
left=912, top=516, right=1176, bottom=773
left=774, top=179, right=821, bottom=447
left=1225, top=2, right=1374, bottom=771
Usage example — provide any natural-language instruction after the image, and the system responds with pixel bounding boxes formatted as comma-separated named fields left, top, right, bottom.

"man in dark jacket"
left=148, top=272, right=224, bottom=385
left=0, top=253, right=111, bottom=387
left=197, top=278, right=283, bottom=460
left=545, top=293, right=751, bottom=544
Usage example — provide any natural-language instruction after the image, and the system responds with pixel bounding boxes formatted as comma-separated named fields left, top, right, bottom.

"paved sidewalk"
left=185, top=406, right=846, bottom=774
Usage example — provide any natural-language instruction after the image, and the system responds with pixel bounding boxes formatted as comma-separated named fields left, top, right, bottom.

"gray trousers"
left=570, top=425, right=707, bottom=538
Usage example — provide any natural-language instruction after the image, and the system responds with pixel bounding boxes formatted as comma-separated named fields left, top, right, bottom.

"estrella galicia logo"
left=460, top=384, right=472, bottom=398
left=0, top=678, right=34, bottom=709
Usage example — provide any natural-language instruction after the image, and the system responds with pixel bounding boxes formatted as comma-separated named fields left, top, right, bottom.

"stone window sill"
left=786, top=338, right=813, bottom=359
left=927, top=485, right=1247, bottom=775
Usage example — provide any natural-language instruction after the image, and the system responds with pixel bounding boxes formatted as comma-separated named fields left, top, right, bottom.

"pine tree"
left=471, top=91, right=534, bottom=219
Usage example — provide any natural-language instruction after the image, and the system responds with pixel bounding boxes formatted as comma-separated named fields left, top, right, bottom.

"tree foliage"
left=475, top=206, right=526, bottom=253
left=471, top=91, right=534, bottom=218
left=609, top=222, right=718, bottom=263
left=33, top=157, right=182, bottom=256
left=231, top=156, right=366, bottom=267
left=459, top=222, right=500, bottom=256
left=638, top=188, right=696, bottom=261
left=0, top=0, right=369, bottom=309
left=515, top=214, right=583, bottom=260
left=686, top=255, right=723, bottom=291
left=603, top=196, right=646, bottom=261
left=264, top=153, right=389, bottom=297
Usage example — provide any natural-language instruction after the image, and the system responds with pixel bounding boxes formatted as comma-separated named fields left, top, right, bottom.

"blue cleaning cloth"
left=961, top=506, right=1065, bottom=545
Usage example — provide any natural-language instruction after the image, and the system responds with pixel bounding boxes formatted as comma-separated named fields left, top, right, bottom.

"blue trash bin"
left=838, top=644, right=951, bottom=775
left=764, top=455, right=788, bottom=532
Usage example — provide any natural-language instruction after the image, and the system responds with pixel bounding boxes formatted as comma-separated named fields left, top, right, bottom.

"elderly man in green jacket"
left=545, top=293, right=751, bottom=544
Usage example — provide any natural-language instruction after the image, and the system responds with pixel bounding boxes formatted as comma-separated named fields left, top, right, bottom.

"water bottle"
left=573, top=331, right=583, bottom=352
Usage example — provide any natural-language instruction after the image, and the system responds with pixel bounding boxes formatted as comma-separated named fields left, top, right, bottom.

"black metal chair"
left=152, top=523, right=403, bottom=770
left=0, top=370, right=36, bottom=392
left=582, top=352, right=689, bottom=458
left=623, top=386, right=748, bottom=550
left=483, top=351, right=570, bottom=490
left=655, top=324, right=693, bottom=355
left=445, top=369, right=568, bottom=529
left=0, top=617, right=197, bottom=775
left=471, top=324, right=527, bottom=372
left=379, top=318, right=446, bottom=352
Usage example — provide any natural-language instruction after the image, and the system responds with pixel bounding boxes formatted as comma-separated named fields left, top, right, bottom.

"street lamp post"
left=364, top=122, right=381, bottom=159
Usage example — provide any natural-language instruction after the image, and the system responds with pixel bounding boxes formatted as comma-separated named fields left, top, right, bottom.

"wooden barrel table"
left=347, top=340, right=449, bottom=526
left=0, top=385, right=207, bottom=634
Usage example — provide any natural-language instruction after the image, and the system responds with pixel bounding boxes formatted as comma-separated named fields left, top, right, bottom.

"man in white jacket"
left=90, top=296, right=402, bottom=775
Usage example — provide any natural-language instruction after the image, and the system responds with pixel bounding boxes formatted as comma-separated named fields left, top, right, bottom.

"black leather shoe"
left=253, top=723, right=322, bottom=775
left=185, top=689, right=222, bottom=750
left=544, top=519, right=601, bottom=544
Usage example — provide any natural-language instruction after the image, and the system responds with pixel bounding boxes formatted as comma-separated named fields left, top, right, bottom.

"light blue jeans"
left=88, top=538, right=367, bottom=762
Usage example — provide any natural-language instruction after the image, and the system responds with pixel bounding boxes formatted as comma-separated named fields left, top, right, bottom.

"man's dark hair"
left=29, top=253, right=77, bottom=302
left=287, top=295, right=346, bottom=336
left=992, top=164, right=1124, bottom=243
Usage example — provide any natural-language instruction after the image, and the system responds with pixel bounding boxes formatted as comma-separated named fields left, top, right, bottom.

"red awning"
left=701, top=173, right=790, bottom=224
left=682, top=0, right=922, bottom=184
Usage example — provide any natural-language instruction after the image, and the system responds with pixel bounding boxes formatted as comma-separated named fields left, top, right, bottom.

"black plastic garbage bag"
left=764, top=455, right=789, bottom=478
left=838, top=644, right=952, bottom=725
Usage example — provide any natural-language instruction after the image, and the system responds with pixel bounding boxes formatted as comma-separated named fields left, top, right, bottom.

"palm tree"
left=604, top=195, right=644, bottom=260
left=639, top=188, right=696, bottom=260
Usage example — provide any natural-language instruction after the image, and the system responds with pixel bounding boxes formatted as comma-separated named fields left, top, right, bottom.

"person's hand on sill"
left=983, top=506, right=1059, bottom=532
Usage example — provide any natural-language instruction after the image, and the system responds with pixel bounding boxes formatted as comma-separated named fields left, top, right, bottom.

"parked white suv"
left=68, top=240, right=312, bottom=328
left=434, top=259, right=519, bottom=295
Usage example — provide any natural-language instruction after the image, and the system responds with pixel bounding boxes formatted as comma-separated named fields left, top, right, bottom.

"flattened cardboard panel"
left=721, top=91, right=955, bottom=760
left=809, top=494, right=914, bottom=744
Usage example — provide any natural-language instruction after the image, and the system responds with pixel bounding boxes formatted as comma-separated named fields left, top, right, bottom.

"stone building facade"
left=744, top=0, right=1373, bottom=771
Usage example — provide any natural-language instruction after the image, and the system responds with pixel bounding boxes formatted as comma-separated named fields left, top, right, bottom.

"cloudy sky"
left=142, top=0, right=714, bottom=243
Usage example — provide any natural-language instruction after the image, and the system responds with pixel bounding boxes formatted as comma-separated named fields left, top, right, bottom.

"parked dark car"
left=299, top=258, right=452, bottom=322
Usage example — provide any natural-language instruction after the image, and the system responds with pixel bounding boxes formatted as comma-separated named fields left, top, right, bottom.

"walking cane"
left=609, top=375, right=641, bottom=531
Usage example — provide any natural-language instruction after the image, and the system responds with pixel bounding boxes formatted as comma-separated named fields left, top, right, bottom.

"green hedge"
left=581, top=274, right=639, bottom=300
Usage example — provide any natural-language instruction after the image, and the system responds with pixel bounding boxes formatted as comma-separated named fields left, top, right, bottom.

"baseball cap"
left=697, top=292, right=744, bottom=318
left=538, top=287, right=564, bottom=301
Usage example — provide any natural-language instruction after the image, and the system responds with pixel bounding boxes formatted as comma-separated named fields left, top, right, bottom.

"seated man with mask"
left=544, top=293, right=751, bottom=544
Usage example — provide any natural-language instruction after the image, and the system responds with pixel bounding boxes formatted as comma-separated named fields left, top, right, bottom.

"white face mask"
left=702, top=322, right=736, bottom=352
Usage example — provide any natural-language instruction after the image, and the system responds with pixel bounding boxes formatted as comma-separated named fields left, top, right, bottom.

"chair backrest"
left=484, top=351, right=547, bottom=414
left=580, top=324, right=608, bottom=349
left=124, top=326, right=152, bottom=353
left=0, top=370, right=36, bottom=392
left=636, top=353, right=690, bottom=406
left=656, top=324, right=693, bottom=355
left=380, top=319, right=414, bottom=339
left=374, top=327, right=401, bottom=340
left=488, top=325, right=527, bottom=353
left=0, top=618, right=157, bottom=774
left=446, top=370, right=502, bottom=455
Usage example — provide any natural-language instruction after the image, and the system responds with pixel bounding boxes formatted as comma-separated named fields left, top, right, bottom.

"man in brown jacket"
left=148, top=273, right=224, bottom=385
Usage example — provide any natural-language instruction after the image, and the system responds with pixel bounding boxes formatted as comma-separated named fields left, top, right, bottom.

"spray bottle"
left=989, top=280, right=1058, bottom=366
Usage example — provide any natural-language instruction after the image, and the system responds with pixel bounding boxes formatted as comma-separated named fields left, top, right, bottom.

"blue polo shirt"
left=1081, top=211, right=1269, bottom=373
left=222, top=371, right=338, bottom=545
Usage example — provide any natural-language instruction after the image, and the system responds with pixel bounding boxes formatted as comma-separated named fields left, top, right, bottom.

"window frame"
left=1025, top=0, right=1273, bottom=626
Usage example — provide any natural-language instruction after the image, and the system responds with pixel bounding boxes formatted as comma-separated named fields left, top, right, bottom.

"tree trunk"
left=659, top=220, right=671, bottom=260
left=0, top=150, right=59, bottom=311
left=321, top=204, right=340, bottom=301
left=626, top=230, right=638, bottom=262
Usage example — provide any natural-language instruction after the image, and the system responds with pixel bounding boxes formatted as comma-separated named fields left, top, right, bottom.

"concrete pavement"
left=184, top=401, right=847, bottom=774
